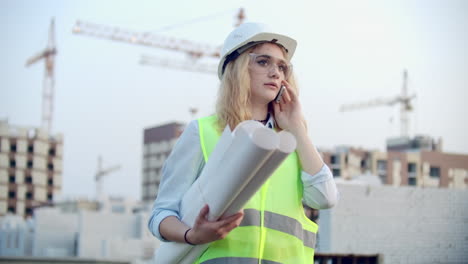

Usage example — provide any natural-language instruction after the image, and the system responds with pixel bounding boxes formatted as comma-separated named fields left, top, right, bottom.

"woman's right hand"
left=186, top=204, right=244, bottom=245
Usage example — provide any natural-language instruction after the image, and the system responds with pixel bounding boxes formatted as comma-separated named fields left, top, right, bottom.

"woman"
left=148, top=22, right=338, bottom=263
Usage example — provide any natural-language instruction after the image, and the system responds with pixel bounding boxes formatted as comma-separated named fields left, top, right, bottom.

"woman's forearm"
left=290, top=125, right=324, bottom=176
left=159, top=216, right=190, bottom=243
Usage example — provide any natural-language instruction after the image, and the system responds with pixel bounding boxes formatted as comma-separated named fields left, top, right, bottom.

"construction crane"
left=72, top=19, right=221, bottom=59
left=138, top=8, right=244, bottom=73
left=140, top=54, right=217, bottom=74
left=95, top=156, right=121, bottom=200
left=72, top=8, right=245, bottom=73
left=26, top=18, right=57, bottom=133
left=339, top=70, right=416, bottom=137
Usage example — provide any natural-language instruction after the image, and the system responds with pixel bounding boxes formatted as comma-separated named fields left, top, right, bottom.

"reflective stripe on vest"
left=201, top=257, right=282, bottom=264
left=240, top=208, right=317, bottom=248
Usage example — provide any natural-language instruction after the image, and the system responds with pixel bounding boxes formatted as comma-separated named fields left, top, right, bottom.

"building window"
left=25, top=207, right=33, bottom=215
left=9, top=174, right=15, bottom=183
left=430, top=167, right=441, bottom=178
left=408, top=177, right=417, bottom=186
left=26, top=192, right=33, bottom=200
left=25, top=176, right=32, bottom=184
left=361, top=159, right=366, bottom=168
left=332, top=168, right=340, bottom=177
left=377, top=160, right=387, bottom=184
left=8, top=191, right=16, bottom=199
left=27, top=160, right=33, bottom=169
left=28, top=145, right=34, bottom=153
left=9, top=159, right=16, bottom=168
left=377, top=160, right=387, bottom=170
left=49, top=148, right=56, bottom=156
left=48, top=163, right=54, bottom=170
left=47, top=193, right=53, bottom=201
left=408, top=163, right=417, bottom=183
left=7, top=207, right=15, bottom=213
left=330, top=155, right=339, bottom=164
left=48, top=178, right=53, bottom=185
left=408, top=163, right=417, bottom=173
left=10, top=144, right=17, bottom=152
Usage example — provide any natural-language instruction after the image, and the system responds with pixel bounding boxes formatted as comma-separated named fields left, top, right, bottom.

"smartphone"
left=274, top=85, right=286, bottom=103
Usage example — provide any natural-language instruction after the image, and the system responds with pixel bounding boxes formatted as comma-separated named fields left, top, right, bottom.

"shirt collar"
left=264, top=113, right=275, bottom=129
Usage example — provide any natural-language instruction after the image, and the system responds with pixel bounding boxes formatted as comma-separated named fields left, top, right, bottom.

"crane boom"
left=339, top=97, right=400, bottom=112
left=72, top=20, right=221, bottom=59
left=140, top=54, right=217, bottom=74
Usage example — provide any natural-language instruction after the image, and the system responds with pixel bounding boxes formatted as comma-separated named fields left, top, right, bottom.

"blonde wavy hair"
left=215, top=43, right=298, bottom=131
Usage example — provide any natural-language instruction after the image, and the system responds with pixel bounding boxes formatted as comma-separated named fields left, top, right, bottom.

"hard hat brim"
left=218, top=32, right=297, bottom=80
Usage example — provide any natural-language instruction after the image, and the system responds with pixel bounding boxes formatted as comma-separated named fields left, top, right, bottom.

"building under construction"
left=0, top=121, right=63, bottom=218
left=141, top=122, right=184, bottom=203
left=321, top=135, right=468, bottom=189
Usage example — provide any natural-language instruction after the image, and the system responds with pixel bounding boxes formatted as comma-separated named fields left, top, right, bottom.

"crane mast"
left=26, top=18, right=57, bottom=133
left=95, top=156, right=121, bottom=200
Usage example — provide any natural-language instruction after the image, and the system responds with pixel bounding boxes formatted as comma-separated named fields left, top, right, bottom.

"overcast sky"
left=1, top=0, right=467, bottom=200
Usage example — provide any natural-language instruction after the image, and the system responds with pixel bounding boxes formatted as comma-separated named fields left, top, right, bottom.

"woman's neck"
left=251, top=103, right=269, bottom=121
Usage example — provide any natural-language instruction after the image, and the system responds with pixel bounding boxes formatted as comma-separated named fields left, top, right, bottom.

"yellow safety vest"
left=195, top=115, right=318, bottom=264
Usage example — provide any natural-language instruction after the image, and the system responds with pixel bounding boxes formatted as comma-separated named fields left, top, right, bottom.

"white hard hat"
left=218, top=22, right=297, bottom=80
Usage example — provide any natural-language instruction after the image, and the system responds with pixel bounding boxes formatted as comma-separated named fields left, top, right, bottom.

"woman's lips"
left=264, top=83, right=278, bottom=89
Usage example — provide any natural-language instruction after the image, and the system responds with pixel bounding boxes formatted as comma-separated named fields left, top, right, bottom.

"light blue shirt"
left=148, top=118, right=339, bottom=241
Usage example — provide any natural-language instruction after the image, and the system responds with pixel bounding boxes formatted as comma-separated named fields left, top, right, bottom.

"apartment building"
left=141, top=122, right=184, bottom=203
left=0, top=121, right=63, bottom=218
left=322, top=135, right=468, bottom=189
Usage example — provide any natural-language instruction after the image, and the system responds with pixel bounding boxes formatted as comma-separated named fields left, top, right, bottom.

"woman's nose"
left=268, top=64, right=280, bottom=78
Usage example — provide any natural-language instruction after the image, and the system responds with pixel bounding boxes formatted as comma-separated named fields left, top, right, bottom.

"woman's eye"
left=278, top=64, right=287, bottom=72
left=257, top=59, right=269, bottom=66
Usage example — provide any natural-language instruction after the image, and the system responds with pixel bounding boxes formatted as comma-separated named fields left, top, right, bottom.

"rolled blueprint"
left=154, top=120, right=297, bottom=264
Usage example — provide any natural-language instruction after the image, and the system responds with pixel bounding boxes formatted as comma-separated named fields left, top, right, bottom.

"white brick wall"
left=16, top=139, right=27, bottom=153
left=33, top=141, right=48, bottom=156
left=0, top=201, right=6, bottom=214
left=0, top=186, right=7, bottom=199
left=15, top=154, right=26, bottom=169
left=317, top=183, right=468, bottom=264
left=0, top=169, right=7, bottom=184
left=33, top=186, right=47, bottom=202
left=53, top=157, right=62, bottom=171
left=53, top=173, right=62, bottom=188
left=15, top=170, right=24, bottom=184
left=17, top=185, right=26, bottom=200
left=0, top=138, right=9, bottom=152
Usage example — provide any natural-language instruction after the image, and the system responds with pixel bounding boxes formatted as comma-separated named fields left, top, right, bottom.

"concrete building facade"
left=0, top=214, right=34, bottom=257
left=0, top=121, right=63, bottom=218
left=141, top=122, right=184, bottom=203
left=0, top=197, right=158, bottom=262
left=317, top=183, right=468, bottom=264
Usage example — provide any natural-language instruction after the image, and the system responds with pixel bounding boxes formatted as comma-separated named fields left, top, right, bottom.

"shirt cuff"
left=301, top=164, right=333, bottom=186
left=151, top=210, right=180, bottom=242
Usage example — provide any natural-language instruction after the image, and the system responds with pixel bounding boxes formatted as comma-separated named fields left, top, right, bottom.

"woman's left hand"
left=273, top=81, right=307, bottom=135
